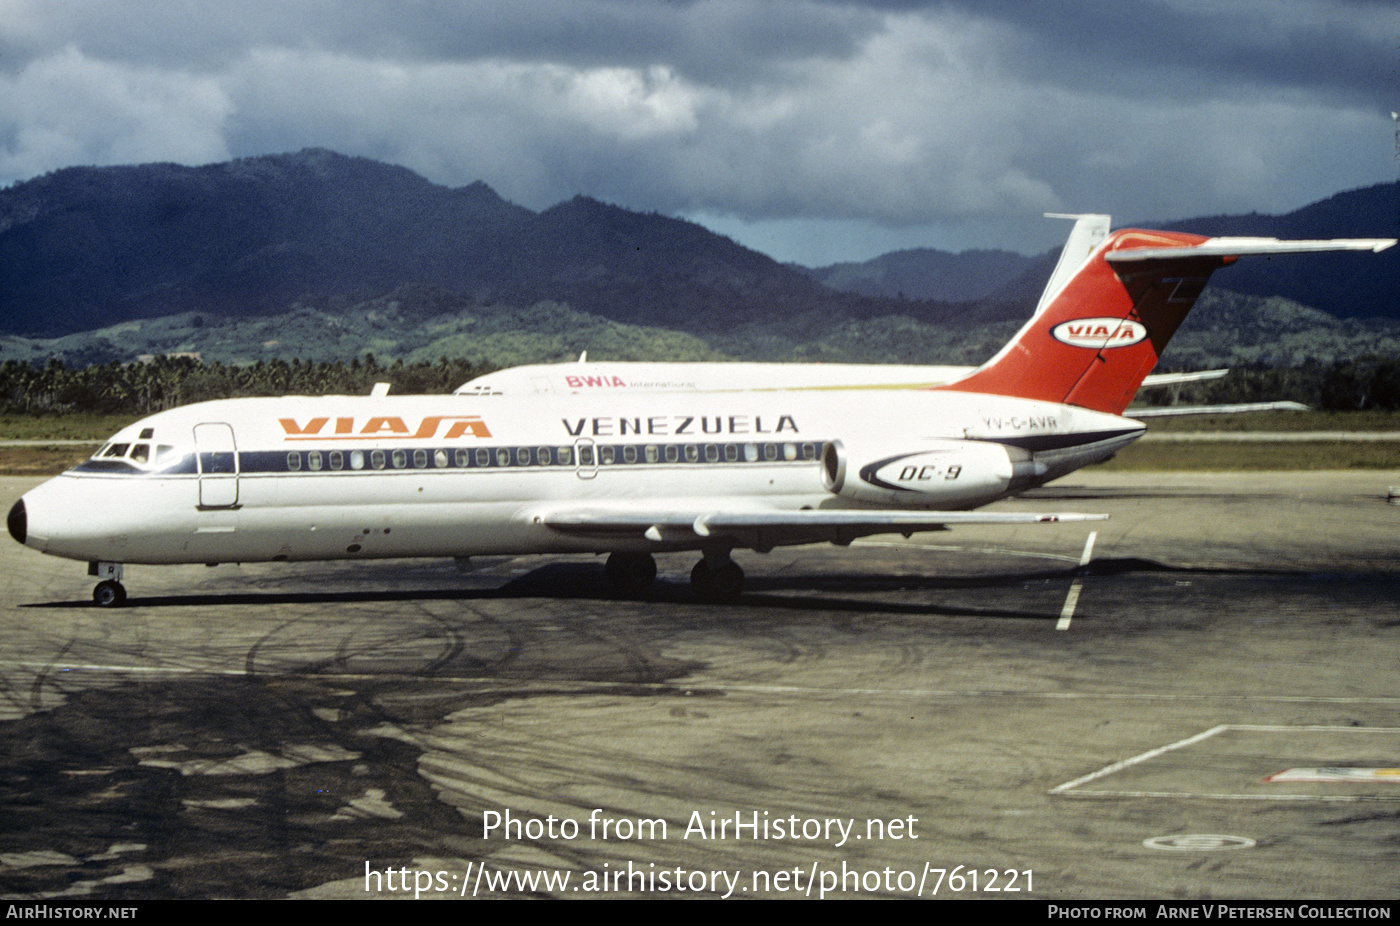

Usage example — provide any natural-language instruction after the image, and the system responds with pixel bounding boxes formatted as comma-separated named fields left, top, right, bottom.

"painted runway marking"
left=1143, top=835, right=1255, bottom=851
left=1052, top=724, right=1400, bottom=802
left=1056, top=531, right=1097, bottom=630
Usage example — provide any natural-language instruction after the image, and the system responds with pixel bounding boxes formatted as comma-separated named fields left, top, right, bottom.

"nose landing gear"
left=93, top=580, right=127, bottom=607
left=88, top=562, right=127, bottom=608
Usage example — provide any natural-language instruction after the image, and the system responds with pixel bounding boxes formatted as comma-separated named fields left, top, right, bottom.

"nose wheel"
left=88, top=562, right=127, bottom=607
left=93, top=580, right=127, bottom=607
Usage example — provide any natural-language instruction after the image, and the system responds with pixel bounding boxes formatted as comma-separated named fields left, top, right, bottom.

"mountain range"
left=1, top=149, right=1395, bottom=368
left=802, top=184, right=1400, bottom=316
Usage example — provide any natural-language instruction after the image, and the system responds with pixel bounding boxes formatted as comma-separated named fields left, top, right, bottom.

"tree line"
left=3, top=354, right=1400, bottom=417
left=0, top=355, right=491, bottom=416
left=1141, top=358, right=1400, bottom=412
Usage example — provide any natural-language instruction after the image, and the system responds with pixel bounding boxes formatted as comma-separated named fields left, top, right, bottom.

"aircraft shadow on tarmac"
left=20, top=556, right=1290, bottom=621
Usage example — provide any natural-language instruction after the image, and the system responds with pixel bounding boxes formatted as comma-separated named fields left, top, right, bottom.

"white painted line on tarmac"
left=1051, top=724, right=1400, bottom=801
left=1051, top=723, right=1229, bottom=794
left=1056, top=531, right=1097, bottom=630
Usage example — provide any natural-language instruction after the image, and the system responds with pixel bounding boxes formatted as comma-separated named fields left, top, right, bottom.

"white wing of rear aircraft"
left=1130, top=401, right=1311, bottom=418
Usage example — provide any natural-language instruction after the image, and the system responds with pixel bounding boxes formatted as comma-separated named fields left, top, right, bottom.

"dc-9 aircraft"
left=7, top=217, right=1393, bottom=605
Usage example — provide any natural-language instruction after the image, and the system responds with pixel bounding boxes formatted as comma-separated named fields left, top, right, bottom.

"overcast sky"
left=1, top=0, right=1396, bottom=263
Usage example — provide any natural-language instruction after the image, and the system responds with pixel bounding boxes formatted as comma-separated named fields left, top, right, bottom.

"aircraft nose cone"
left=7, top=498, right=26, bottom=545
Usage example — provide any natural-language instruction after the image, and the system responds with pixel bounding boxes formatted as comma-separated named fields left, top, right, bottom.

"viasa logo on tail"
left=279, top=416, right=492, bottom=440
left=1050, top=318, right=1150, bottom=349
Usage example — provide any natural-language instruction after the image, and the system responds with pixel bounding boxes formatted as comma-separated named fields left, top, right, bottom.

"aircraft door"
left=194, top=422, right=240, bottom=508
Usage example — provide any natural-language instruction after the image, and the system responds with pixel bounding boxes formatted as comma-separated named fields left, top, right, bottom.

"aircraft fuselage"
left=10, top=389, right=1138, bottom=567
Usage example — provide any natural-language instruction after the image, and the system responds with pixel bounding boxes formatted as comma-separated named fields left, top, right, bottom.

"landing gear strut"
left=88, top=561, right=126, bottom=608
left=605, top=552, right=657, bottom=595
left=690, top=552, right=744, bottom=603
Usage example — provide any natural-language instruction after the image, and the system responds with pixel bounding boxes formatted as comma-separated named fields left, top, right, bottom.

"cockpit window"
left=84, top=440, right=188, bottom=472
left=77, top=426, right=195, bottom=475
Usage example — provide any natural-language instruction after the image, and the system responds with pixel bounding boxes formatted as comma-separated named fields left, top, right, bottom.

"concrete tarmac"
left=0, top=471, right=1397, bottom=900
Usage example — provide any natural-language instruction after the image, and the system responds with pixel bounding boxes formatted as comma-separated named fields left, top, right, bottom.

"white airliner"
left=7, top=218, right=1393, bottom=605
left=455, top=216, right=1213, bottom=399
left=455, top=358, right=1228, bottom=397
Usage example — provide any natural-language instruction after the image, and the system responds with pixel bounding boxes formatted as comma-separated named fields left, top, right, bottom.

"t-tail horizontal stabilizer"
left=939, top=227, right=1396, bottom=416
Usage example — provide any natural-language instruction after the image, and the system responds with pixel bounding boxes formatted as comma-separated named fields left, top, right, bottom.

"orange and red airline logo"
left=279, top=416, right=492, bottom=440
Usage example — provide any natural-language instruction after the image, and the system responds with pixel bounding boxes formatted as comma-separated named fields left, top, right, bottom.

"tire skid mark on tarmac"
left=28, top=636, right=76, bottom=714
left=0, top=590, right=709, bottom=899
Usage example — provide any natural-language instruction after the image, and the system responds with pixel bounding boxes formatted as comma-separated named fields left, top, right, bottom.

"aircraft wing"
left=1129, top=401, right=1310, bottom=418
left=1140, top=370, right=1229, bottom=388
left=534, top=505, right=1105, bottom=550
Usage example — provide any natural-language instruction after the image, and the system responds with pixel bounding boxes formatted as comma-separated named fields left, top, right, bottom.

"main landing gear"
left=604, top=551, right=745, bottom=603
left=89, top=562, right=127, bottom=607
left=689, top=554, right=744, bottom=603
left=604, top=551, right=657, bottom=595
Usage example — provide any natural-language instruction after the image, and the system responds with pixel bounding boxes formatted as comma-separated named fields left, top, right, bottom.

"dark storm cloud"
left=940, top=0, right=1396, bottom=96
left=1, top=0, right=1394, bottom=258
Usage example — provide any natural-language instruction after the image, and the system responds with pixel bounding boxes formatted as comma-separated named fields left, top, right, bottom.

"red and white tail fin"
left=937, top=223, right=1395, bottom=416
